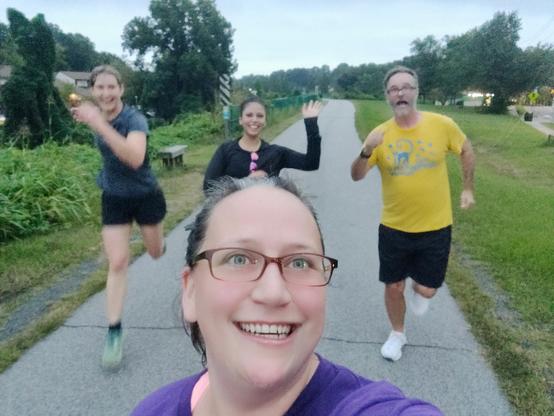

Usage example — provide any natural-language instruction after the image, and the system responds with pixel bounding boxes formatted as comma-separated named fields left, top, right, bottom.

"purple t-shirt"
left=130, top=356, right=443, bottom=415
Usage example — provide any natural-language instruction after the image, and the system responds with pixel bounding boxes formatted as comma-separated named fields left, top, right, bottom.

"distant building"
left=55, top=71, right=92, bottom=97
left=464, top=91, right=494, bottom=107
left=1, top=66, right=92, bottom=97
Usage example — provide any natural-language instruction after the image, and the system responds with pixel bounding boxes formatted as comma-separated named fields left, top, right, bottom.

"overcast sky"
left=2, top=0, right=553, bottom=77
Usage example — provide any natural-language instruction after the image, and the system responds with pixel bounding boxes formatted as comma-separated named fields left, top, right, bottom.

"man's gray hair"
left=383, top=65, right=419, bottom=90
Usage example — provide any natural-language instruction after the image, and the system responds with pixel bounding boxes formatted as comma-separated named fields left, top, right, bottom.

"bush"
left=0, top=111, right=221, bottom=241
left=0, top=143, right=101, bottom=242
left=148, top=111, right=223, bottom=160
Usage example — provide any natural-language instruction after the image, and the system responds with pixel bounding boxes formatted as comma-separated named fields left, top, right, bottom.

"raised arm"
left=460, top=139, right=475, bottom=209
left=281, top=101, right=322, bottom=171
left=351, top=130, right=383, bottom=181
left=72, top=102, right=146, bottom=170
left=301, top=100, right=322, bottom=119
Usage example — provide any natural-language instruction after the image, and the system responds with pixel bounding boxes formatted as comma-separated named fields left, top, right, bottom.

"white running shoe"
left=381, top=330, right=407, bottom=362
left=407, top=278, right=430, bottom=316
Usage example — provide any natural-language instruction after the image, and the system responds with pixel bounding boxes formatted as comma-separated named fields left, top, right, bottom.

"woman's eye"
left=289, top=257, right=310, bottom=270
left=228, top=254, right=249, bottom=266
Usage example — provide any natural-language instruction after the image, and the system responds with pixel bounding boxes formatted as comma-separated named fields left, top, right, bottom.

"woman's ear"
left=181, top=266, right=197, bottom=322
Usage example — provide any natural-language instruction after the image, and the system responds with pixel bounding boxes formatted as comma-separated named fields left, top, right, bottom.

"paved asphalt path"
left=525, top=105, right=554, bottom=136
left=0, top=100, right=514, bottom=415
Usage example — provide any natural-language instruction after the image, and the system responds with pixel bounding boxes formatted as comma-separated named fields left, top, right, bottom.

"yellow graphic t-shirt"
left=367, top=112, right=466, bottom=233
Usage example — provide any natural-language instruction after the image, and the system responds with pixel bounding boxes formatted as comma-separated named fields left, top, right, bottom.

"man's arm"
left=351, top=130, right=383, bottom=181
left=460, top=139, right=475, bottom=209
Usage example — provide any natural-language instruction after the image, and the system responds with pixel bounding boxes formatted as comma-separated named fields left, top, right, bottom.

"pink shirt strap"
left=191, top=372, right=210, bottom=412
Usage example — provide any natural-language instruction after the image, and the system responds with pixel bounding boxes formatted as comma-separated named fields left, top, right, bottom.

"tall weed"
left=0, top=144, right=100, bottom=242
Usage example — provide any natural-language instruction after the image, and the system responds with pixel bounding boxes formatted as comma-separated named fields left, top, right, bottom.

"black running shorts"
left=378, top=224, right=452, bottom=289
left=101, top=188, right=167, bottom=226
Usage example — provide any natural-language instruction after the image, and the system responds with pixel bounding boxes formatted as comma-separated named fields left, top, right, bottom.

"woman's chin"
left=238, top=358, right=291, bottom=387
left=244, top=370, right=288, bottom=390
left=239, top=354, right=311, bottom=392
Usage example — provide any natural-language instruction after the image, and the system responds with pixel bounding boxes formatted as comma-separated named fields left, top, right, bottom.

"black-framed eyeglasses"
left=193, top=247, right=338, bottom=287
left=386, top=85, right=417, bottom=95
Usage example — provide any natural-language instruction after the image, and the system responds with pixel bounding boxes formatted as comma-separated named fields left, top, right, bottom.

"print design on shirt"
left=386, top=138, right=438, bottom=176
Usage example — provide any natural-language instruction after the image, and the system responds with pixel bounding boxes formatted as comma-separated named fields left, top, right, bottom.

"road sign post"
left=219, top=74, right=231, bottom=139
left=223, top=105, right=230, bottom=141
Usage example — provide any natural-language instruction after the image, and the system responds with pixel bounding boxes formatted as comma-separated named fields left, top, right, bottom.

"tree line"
left=237, top=12, right=554, bottom=113
left=1, top=4, right=553, bottom=148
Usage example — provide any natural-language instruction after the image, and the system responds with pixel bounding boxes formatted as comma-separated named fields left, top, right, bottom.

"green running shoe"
left=102, top=327, right=123, bottom=368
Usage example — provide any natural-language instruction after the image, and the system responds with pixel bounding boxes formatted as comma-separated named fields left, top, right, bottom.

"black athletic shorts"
left=101, top=188, right=167, bottom=226
left=378, top=224, right=452, bottom=289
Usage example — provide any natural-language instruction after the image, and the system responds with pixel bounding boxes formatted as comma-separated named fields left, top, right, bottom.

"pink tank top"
left=190, top=372, right=209, bottom=412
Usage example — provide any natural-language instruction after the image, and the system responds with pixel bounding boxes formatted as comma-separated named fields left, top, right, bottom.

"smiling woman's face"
left=182, top=185, right=326, bottom=392
left=239, top=102, right=266, bottom=137
left=91, top=72, right=124, bottom=117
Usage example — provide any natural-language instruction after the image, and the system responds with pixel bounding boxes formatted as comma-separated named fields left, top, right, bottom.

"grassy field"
left=543, top=122, right=554, bottom=131
left=0, top=105, right=304, bottom=372
left=354, top=100, right=553, bottom=416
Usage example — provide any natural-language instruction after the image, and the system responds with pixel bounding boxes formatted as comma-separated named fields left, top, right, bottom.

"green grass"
left=354, top=100, right=553, bottom=415
left=0, top=106, right=304, bottom=372
left=542, top=122, right=554, bottom=131
left=0, top=144, right=101, bottom=241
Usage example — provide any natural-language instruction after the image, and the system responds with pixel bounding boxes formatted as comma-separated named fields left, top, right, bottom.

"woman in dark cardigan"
left=203, top=96, right=322, bottom=193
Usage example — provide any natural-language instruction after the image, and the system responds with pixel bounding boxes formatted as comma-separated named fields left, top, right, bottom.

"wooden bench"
left=158, top=145, right=188, bottom=168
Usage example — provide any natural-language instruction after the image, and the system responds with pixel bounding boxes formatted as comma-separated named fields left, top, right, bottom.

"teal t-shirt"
left=95, top=105, right=158, bottom=197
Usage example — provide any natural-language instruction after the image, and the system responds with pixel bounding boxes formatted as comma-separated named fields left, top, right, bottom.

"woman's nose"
left=250, top=261, right=292, bottom=306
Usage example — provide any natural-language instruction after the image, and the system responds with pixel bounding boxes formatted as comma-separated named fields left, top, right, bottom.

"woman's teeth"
left=239, top=322, right=293, bottom=339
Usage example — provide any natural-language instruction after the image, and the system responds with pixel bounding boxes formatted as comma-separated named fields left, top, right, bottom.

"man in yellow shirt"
left=351, top=66, right=475, bottom=362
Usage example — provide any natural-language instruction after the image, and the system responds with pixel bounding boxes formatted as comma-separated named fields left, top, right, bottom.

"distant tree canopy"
left=1, top=9, right=71, bottom=147
left=1, top=7, right=553, bottom=132
left=50, top=26, right=98, bottom=71
left=237, top=12, right=554, bottom=113
left=0, top=22, right=22, bottom=66
left=123, top=0, right=235, bottom=120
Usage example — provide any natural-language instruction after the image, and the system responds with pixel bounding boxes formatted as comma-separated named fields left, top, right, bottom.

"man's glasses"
left=249, top=152, right=258, bottom=173
left=386, top=85, right=417, bottom=96
left=193, top=247, right=338, bottom=287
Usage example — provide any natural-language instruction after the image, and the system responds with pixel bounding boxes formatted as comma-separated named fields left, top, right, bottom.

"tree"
left=50, top=25, right=98, bottom=71
left=0, top=22, right=22, bottom=66
left=522, top=44, right=554, bottom=87
left=314, top=65, right=331, bottom=95
left=123, top=0, right=235, bottom=119
left=432, top=32, right=476, bottom=105
left=463, top=12, right=527, bottom=113
left=1, top=9, right=71, bottom=147
left=408, top=36, right=444, bottom=103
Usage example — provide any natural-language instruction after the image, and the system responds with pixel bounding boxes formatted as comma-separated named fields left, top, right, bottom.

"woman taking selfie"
left=132, top=176, right=442, bottom=415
